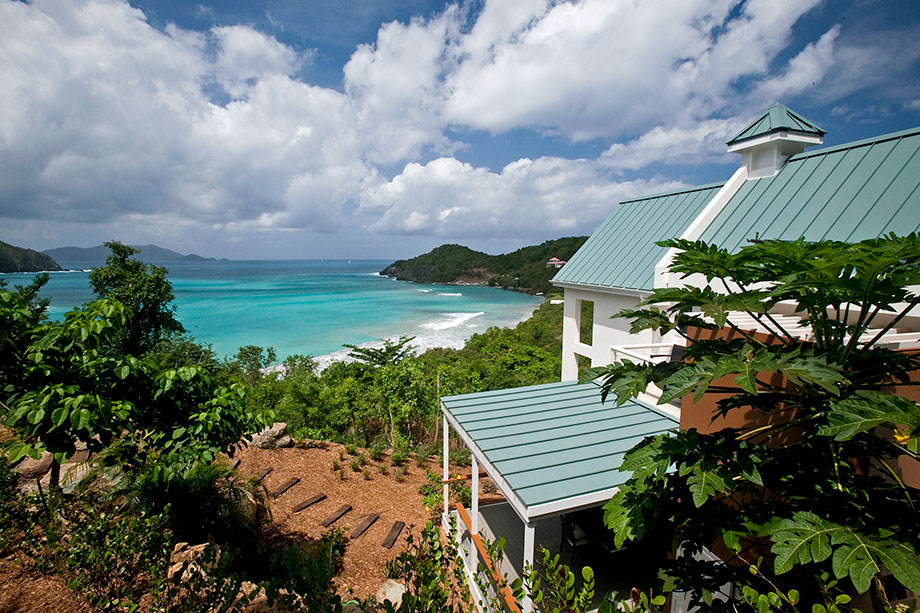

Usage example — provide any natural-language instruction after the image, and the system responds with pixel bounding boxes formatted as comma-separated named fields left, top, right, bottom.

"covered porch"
left=440, top=380, right=679, bottom=612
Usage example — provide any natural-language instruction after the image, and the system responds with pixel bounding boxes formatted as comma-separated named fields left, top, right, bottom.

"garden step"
left=382, top=521, right=405, bottom=549
left=320, top=504, right=352, bottom=527
left=271, top=477, right=300, bottom=498
left=292, top=493, right=326, bottom=512
left=350, top=514, right=379, bottom=539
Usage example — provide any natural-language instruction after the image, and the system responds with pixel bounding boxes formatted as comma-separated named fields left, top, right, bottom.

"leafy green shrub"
left=379, top=464, right=388, bottom=475
left=369, top=442, right=386, bottom=462
left=391, top=448, right=408, bottom=466
left=109, top=458, right=267, bottom=544
left=419, top=471, right=443, bottom=512
left=362, top=469, right=371, bottom=481
left=382, top=520, right=470, bottom=613
left=349, top=458, right=361, bottom=472
left=344, top=443, right=357, bottom=455
left=449, top=446, right=471, bottom=467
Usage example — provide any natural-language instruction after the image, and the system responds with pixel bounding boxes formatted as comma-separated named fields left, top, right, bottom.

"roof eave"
left=551, top=279, right=652, bottom=298
left=726, top=129, right=825, bottom=151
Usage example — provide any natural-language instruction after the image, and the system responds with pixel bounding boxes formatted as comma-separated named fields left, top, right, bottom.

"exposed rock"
left=375, top=579, right=406, bottom=608
left=251, top=423, right=293, bottom=449
left=342, top=603, right=364, bottom=613
left=15, top=451, right=53, bottom=479
left=168, top=542, right=220, bottom=583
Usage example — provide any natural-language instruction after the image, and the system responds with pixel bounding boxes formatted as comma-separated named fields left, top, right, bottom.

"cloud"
left=0, top=0, right=916, bottom=257
left=0, top=0, right=362, bottom=236
left=442, top=0, right=825, bottom=140
left=212, top=25, right=304, bottom=97
left=343, top=10, right=458, bottom=164
left=751, top=26, right=840, bottom=104
left=361, top=156, right=687, bottom=239
left=600, top=119, right=745, bottom=171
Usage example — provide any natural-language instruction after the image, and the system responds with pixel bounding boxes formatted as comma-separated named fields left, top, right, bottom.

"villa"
left=438, top=103, right=920, bottom=612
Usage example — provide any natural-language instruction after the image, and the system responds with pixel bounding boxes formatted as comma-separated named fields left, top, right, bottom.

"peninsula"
left=380, top=236, right=586, bottom=295
left=0, top=240, right=62, bottom=273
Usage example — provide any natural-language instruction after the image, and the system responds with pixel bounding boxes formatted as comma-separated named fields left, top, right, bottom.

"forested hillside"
left=380, top=236, right=586, bottom=294
left=0, top=240, right=62, bottom=272
left=44, top=243, right=214, bottom=268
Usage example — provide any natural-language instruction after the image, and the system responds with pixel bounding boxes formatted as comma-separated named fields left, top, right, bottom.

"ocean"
left=0, top=260, right=542, bottom=366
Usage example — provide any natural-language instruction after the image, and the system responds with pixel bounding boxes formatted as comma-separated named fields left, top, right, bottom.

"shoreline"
left=377, top=273, right=547, bottom=297
left=289, top=299, right=543, bottom=373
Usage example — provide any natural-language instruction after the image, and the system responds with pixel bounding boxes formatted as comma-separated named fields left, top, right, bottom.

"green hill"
left=380, top=237, right=587, bottom=295
left=44, top=244, right=214, bottom=268
left=0, top=240, right=62, bottom=273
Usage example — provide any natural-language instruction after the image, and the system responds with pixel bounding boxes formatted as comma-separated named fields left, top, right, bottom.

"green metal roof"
left=701, top=126, right=920, bottom=250
left=441, top=380, right=677, bottom=518
left=727, top=102, right=825, bottom=146
left=551, top=183, right=723, bottom=291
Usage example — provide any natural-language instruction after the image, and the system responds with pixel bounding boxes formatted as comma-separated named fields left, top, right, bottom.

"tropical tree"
left=589, top=235, right=920, bottom=610
left=1, top=292, right=266, bottom=487
left=88, top=241, right=183, bottom=356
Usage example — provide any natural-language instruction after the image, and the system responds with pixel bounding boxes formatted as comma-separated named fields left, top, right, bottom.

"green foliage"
left=257, top=299, right=563, bottom=449
left=1, top=291, right=267, bottom=487
left=345, top=335, right=415, bottom=367
left=419, top=470, right=443, bottom=512
left=382, top=520, right=470, bottom=613
left=533, top=547, right=595, bottom=613
left=592, top=235, right=920, bottom=608
left=111, top=458, right=268, bottom=543
left=380, top=237, right=588, bottom=294
left=88, top=241, right=184, bottom=355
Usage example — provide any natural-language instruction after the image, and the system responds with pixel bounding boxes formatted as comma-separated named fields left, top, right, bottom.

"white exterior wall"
left=561, top=287, right=656, bottom=381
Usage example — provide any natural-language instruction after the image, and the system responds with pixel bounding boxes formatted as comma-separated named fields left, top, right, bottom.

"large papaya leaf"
left=819, top=391, right=919, bottom=441
left=765, top=512, right=920, bottom=594
left=684, top=466, right=729, bottom=508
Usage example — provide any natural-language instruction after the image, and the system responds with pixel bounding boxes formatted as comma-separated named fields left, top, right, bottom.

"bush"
left=391, top=448, right=408, bottom=466
left=369, top=442, right=386, bottom=462
left=113, top=458, right=268, bottom=544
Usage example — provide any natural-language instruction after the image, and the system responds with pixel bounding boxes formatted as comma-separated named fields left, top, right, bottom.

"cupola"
left=727, top=103, right=825, bottom=178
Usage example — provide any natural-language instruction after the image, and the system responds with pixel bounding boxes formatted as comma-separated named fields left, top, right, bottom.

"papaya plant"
left=587, top=235, right=920, bottom=610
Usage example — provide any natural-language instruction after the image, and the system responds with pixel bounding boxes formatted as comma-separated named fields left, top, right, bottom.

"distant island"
left=43, top=244, right=216, bottom=269
left=380, top=236, right=587, bottom=295
left=0, top=240, right=62, bottom=273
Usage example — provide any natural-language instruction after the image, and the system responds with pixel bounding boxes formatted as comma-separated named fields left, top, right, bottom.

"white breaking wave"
left=417, top=289, right=432, bottom=293
left=420, top=311, right=484, bottom=331
left=437, top=292, right=462, bottom=296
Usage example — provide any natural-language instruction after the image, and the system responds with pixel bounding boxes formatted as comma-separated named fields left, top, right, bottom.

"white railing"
left=610, top=343, right=679, bottom=365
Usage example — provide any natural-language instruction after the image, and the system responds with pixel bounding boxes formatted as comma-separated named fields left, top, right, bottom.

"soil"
left=235, top=441, right=503, bottom=601
left=0, top=561, right=97, bottom=613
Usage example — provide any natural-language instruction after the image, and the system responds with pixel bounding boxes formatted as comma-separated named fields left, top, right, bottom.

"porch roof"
left=441, top=380, right=678, bottom=521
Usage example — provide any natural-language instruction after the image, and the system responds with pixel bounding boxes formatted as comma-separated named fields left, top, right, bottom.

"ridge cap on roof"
left=785, top=124, right=920, bottom=162
left=618, top=181, right=725, bottom=205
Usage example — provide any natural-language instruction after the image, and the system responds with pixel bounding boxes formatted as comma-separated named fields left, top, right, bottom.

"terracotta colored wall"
left=679, top=328, right=920, bottom=487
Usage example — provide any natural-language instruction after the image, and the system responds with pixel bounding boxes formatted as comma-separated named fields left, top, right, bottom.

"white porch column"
left=471, top=455, right=479, bottom=535
left=442, top=414, right=450, bottom=522
left=522, top=521, right=536, bottom=612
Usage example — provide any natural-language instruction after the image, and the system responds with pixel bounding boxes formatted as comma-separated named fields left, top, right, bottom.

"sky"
left=1, top=0, right=919, bottom=260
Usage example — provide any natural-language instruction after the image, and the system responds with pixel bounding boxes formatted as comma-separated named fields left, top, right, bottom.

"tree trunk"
left=49, top=458, right=60, bottom=489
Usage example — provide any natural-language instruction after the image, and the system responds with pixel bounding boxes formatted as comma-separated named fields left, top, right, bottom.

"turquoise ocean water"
left=0, top=260, right=541, bottom=365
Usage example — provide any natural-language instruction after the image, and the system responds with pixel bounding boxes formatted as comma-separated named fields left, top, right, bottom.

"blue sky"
left=1, top=0, right=919, bottom=259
